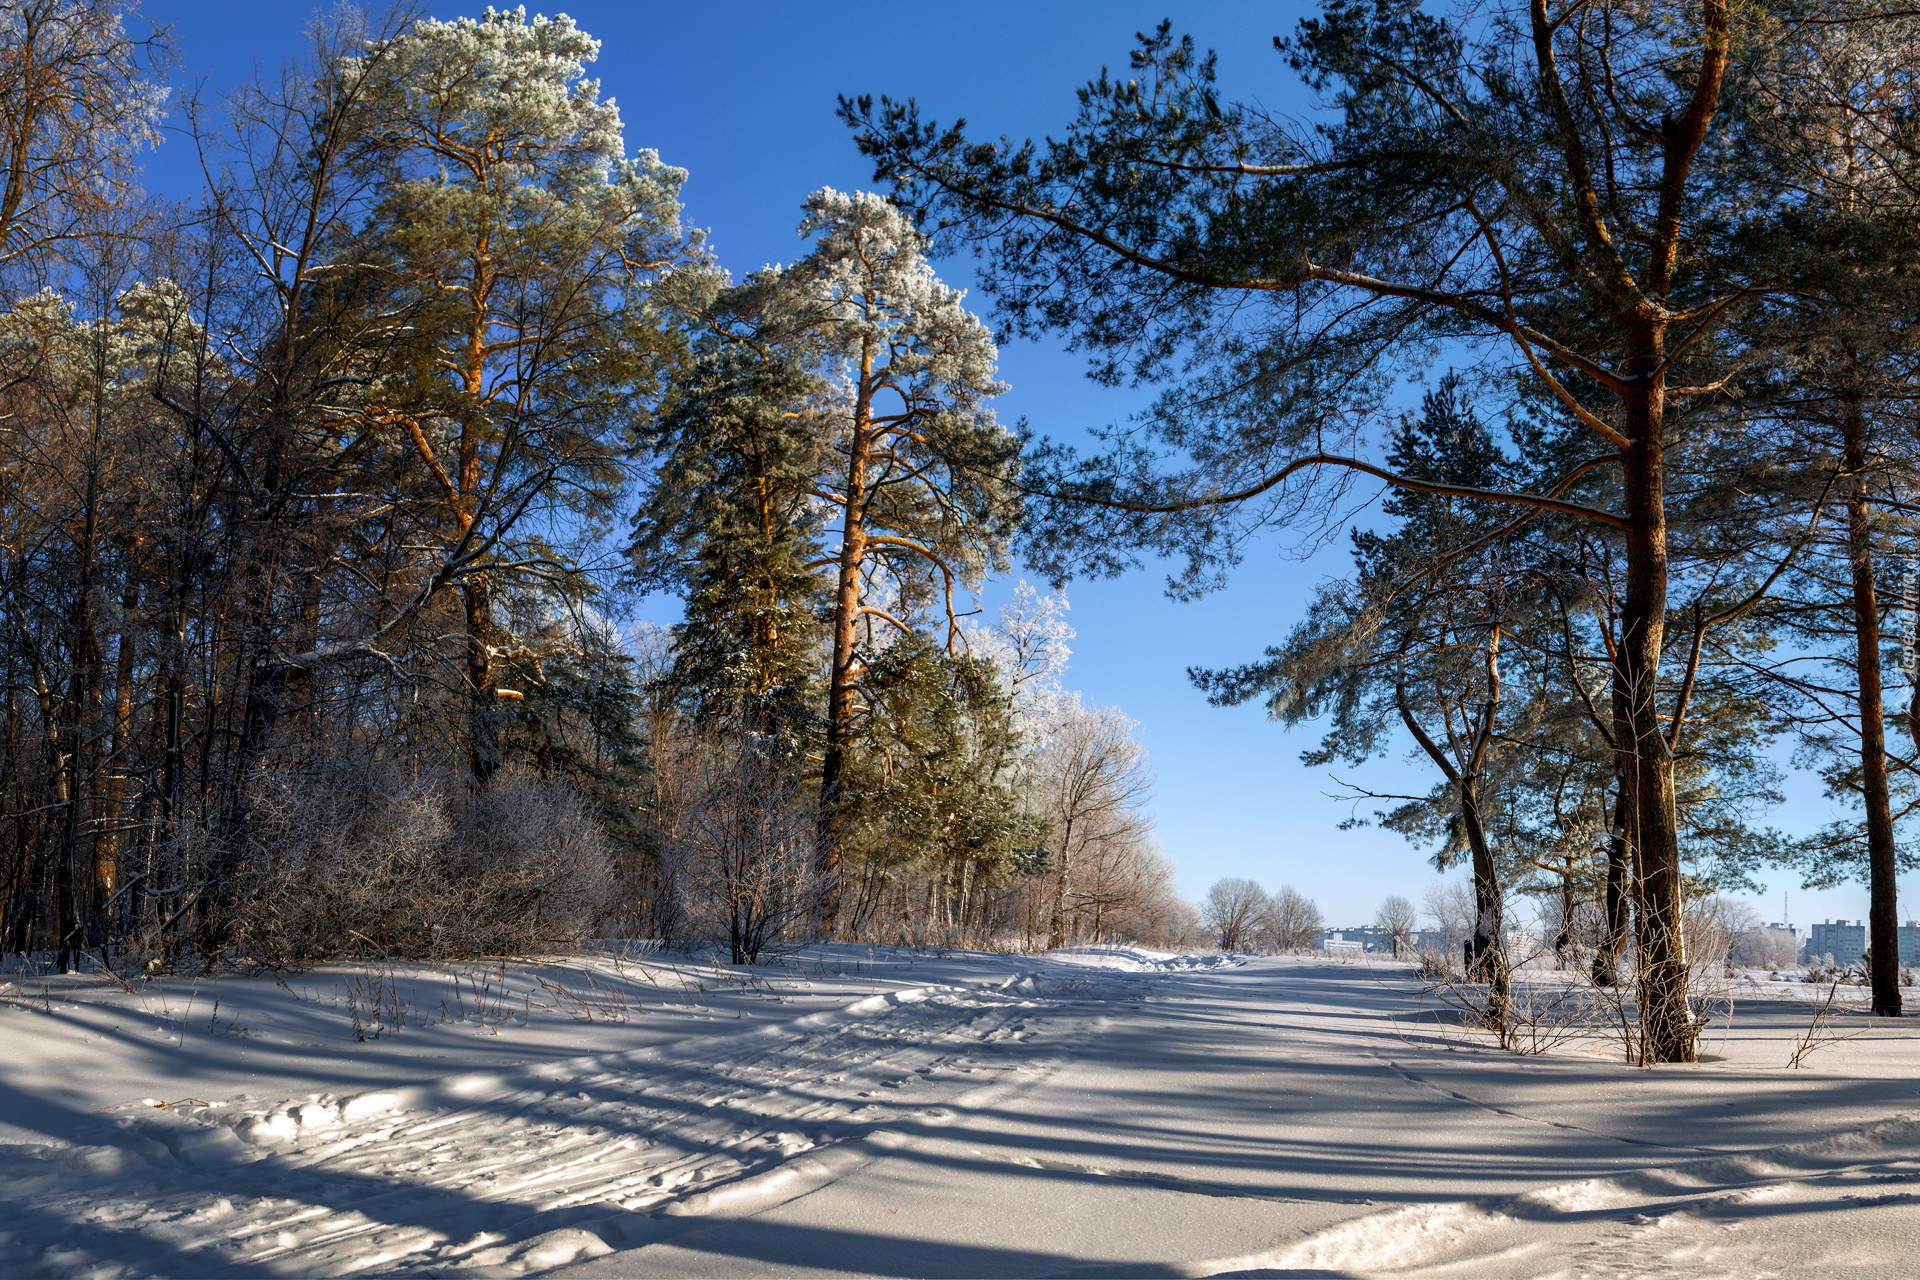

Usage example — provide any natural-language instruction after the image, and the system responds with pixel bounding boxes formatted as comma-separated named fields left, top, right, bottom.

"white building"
left=1321, top=926, right=1444, bottom=955
left=1809, top=920, right=1866, bottom=966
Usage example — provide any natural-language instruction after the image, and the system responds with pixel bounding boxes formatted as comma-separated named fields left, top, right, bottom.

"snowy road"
left=5, top=948, right=1920, bottom=1277
left=557, top=953, right=1920, bottom=1279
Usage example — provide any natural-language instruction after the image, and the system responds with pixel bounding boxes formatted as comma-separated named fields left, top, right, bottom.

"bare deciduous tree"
left=670, top=746, right=820, bottom=966
left=1376, top=895, right=1417, bottom=958
left=1202, top=878, right=1267, bottom=953
left=1266, top=885, right=1325, bottom=954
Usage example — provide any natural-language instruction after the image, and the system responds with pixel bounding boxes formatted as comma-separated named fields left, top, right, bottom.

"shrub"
left=225, top=762, right=613, bottom=966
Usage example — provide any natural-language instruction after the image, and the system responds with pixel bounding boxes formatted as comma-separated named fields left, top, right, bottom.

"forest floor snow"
left=1, top=945, right=1919, bottom=1277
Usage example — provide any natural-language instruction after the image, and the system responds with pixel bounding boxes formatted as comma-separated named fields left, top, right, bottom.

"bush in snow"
left=665, top=749, right=822, bottom=965
left=225, top=762, right=614, bottom=965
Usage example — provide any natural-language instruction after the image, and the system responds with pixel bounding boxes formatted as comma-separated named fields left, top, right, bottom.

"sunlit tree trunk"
left=1841, top=384, right=1903, bottom=1016
left=1618, top=374, right=1692, bottom=1064
left=816, top=335, right=876, bottom=933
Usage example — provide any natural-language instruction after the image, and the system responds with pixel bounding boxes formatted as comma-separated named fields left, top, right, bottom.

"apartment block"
left=1808, top=919, right=1866, bottom=966
left=1803, top=919, right=1920, bottom=965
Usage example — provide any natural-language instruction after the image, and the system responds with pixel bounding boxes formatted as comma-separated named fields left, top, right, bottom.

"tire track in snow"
left=0, top=975, right=1107, bottom=1278
left=985, top=1153, right=1375, bottom=1206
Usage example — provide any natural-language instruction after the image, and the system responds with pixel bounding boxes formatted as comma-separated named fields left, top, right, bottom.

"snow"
left=3, top=946, right=1920, bottom=1277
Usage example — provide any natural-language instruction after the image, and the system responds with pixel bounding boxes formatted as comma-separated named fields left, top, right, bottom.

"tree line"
left=844, top=0, right=1920, bottom=1061
left=0, top=3, right=1191, bottom=976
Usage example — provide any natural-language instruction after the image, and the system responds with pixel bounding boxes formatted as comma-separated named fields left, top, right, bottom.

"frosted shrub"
left=665, top=753, right=820, bottom=965
left=1730, top=924, right=1800, bottom=971
left=1683, top=896, right=1758, bottom=976
left=1802, top=954, right=1858, bottom=985
left=228, top=763, right=614, bottom=965
left=433, top=774, right=615, bottom=957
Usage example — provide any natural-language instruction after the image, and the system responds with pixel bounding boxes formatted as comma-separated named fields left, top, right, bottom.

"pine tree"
left=345, top=8, right=690, bottom=783
left=636, top=320, right=829, bottom=751
left=641, top=191, right=1023, bottom=931
left=847, top=0, right=1807, bottom=1062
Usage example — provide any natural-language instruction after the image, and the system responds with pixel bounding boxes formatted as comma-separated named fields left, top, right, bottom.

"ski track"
left=0, top=961, right=1176, bottom=1279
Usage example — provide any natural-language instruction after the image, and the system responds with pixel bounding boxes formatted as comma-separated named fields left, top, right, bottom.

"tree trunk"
left=1553, top=865, right=1575, bottom=969
left=1619, top=378, right=1694, bottom=1064
left=1046, top=811, right=1077, bottom=950
left=1842, top=394, right=1902, bottom=1016
left=57, top=477, right=104, bottom=970
left=1397, top=686, right=1508, bottom=1033
left=464, top=576, right=499, bottom=786
left=1458, top=781, right=1511, bottom=1035
left=93, top=525, right=143, bottom=919
left=1593, top=774, right=1633, bottom=986
left=816, top=339, right=878, bottom=935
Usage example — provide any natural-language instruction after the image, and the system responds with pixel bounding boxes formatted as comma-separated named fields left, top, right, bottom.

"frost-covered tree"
left=783, top=190, right=1025, bottom=928
left=1026, top=701, right=1152, bottom=948
left=0, top=1, right=166, bottom=290
left=345, top=8, right=691, bottom=782
left=969, top=581, right=1075, bottom=720
left=1375, top=895, right=1416, bottom=957
left=960, top=585, right=1175, bottom=949
left=1425, top=881, right=1477, bottom=961
left=1265, top=885, right=1324, bottom=953
left=1202, top=877, right=1266, bottom=952
left=634, top=288, right=828, bottom=749
left=634, top=193, right=1025, bottom=932
left=642, top=191, right=1022, bottom=927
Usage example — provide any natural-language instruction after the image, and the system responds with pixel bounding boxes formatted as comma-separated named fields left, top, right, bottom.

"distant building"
left=1801, top=920, right=1920, bottom=966
left=1323, top=926, right=1537, bottom=962
left=1322, top=926, right=1446, bottom=955
left=1809, top=920, right=1866, bottom=966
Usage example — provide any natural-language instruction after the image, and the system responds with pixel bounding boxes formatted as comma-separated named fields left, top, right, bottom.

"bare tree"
left=1029, top=702, right=1153, bottom=948
left=1375, top=895, right=1417, bottom=958
left=1424, top=881, right=1477, bottom=962
left=1685, top=895, right=1760, bottom=978
left=672, top=747, right=820, bottom=966
left=1731, top=924, right=1800, bottom=972
left=1202, top=877, right=1267, bottom=952
left=1266, top=885, right=1325, bottom=953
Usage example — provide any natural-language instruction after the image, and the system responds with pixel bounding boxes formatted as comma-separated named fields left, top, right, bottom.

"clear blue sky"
left=142, top=0, right=1892, bottom=932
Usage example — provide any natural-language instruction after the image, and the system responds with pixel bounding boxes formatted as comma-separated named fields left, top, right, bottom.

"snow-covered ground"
left=3, top=944, right=1919, bottom=1277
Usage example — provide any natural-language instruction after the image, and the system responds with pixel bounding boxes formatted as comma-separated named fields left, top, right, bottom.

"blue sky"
left=142, top=0, right=1892, bottom=931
